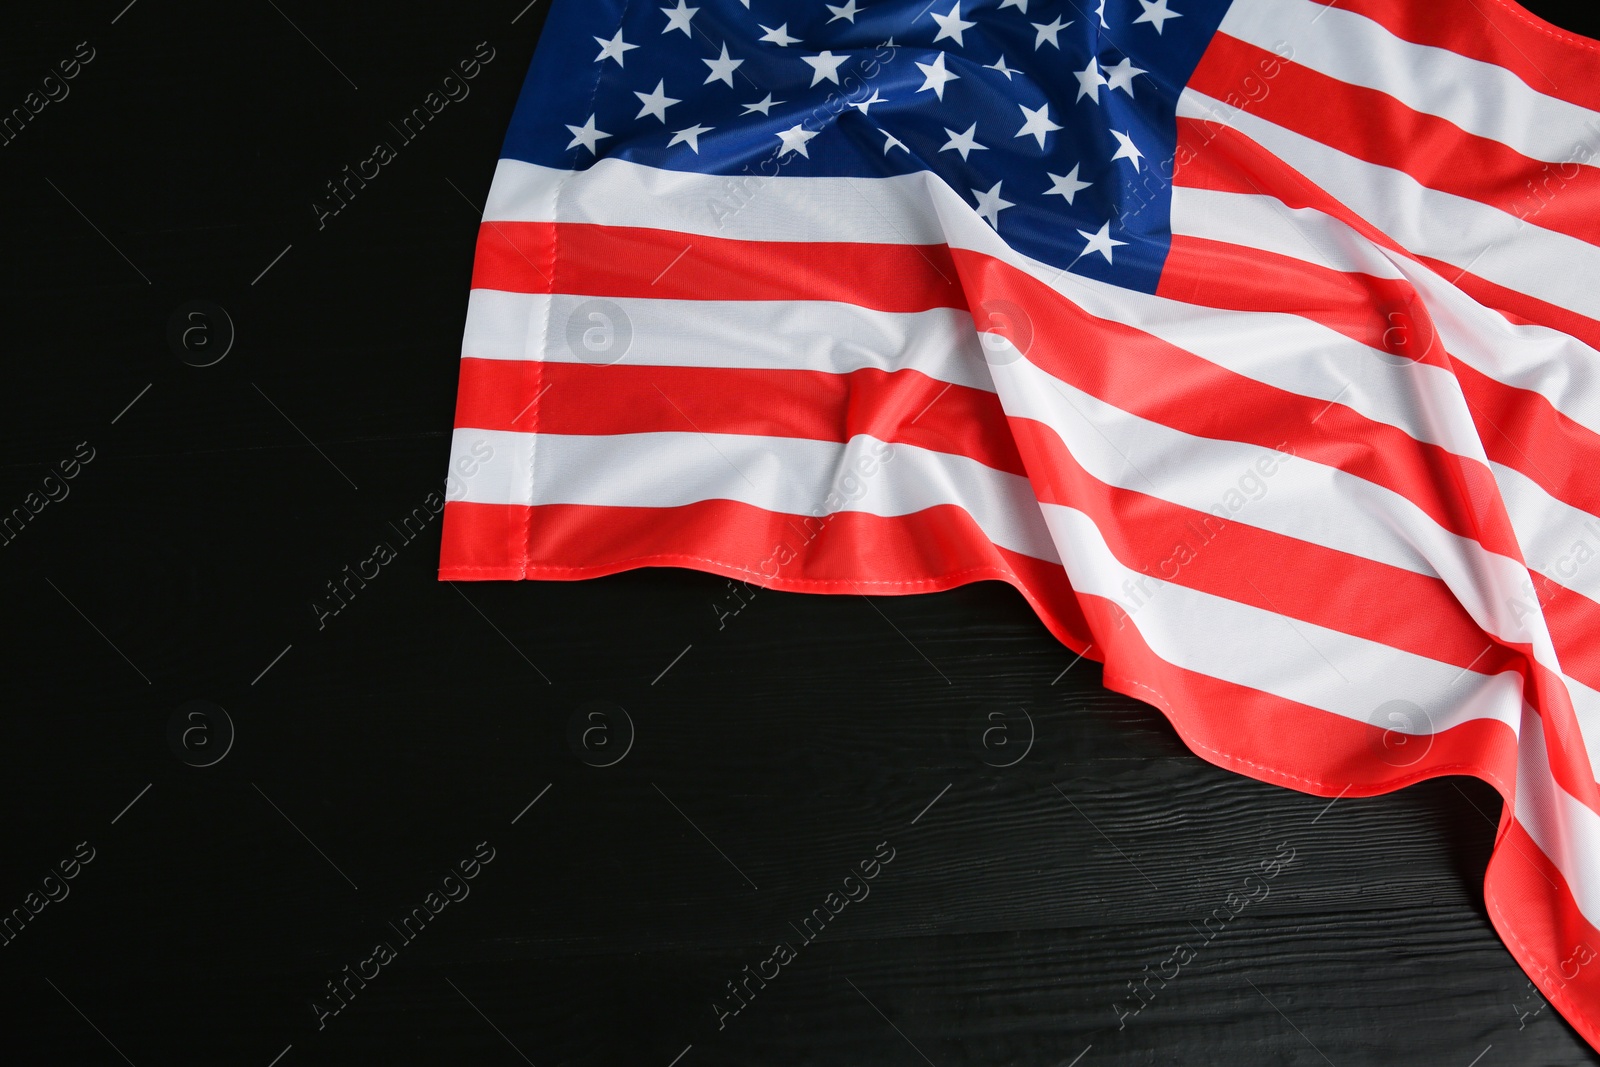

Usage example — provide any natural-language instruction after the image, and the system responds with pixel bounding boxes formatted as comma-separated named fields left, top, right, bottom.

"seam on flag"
left=1483, top=0, right=1600, bottom=53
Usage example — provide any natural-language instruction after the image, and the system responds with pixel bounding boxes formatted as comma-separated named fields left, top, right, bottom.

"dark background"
left=2, top=1, right=1598, bottom=1064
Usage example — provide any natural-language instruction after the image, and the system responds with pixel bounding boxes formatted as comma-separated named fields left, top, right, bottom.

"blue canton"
left=502, top=0, right=1234, bottom=292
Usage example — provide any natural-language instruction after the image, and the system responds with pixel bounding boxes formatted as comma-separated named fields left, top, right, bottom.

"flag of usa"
left=442, top=0, right=1600, bottom=1051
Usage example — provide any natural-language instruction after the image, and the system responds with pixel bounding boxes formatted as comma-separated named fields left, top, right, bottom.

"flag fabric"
left=440, top=0, right=1600, bottom=1046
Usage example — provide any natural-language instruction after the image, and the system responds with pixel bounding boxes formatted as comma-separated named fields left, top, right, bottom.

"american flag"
left=440, top=0, right=1600, bottom=1046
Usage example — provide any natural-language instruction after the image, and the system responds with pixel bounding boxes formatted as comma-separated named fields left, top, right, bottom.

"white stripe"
left=1174, top=185, right=1600, bottom=443
left=484, top=157, right=948, bottom=244
left=1038, top=265, right=1483, bottom=459
left=1172, top=185, right=1405, bottom=278
left=1569, top=673, right=1600, bottom=783
left=1221, top=0, right=1600, bottom=168
left=1413, top=251, right=1600, bottom=440
left=1177, top=88, right=1600, bottom=323
left=461, top=290, right=997, bottom=392
left=467, top=281, right=1486, bottom=465
left=446, top=427, right=1060, bottom=562
left=988, top=345, right=1557, bottom=655
left=1495, top=461, right=1600, bottom=603
left=1516, top=710, right=1600, bottom=928
left=1442, top=462, right=1600, bottom=772
left=1040, top=501, right=1523, bottom=732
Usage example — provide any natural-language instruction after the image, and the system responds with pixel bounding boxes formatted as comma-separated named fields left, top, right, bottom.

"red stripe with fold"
left=1173, top=116, right=1600, bottom=353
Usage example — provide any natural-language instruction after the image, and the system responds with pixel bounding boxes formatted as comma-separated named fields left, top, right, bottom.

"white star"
left=1032, top=16, right=1070, bottom=49
left=669, top=124, right=713, bottom=152
left=1104, top=57, right=1147, bottom=94
left=634, top=79, right=680, bottom=122
left=883, top=130, right=909, bottom=153
left=1110, top=129, right=1144, bottom=169
left=759, top=23, right=800, bottom=46
left=827, top=0, right=863, bottom=21
left=742, top=93, right=783, bottom=115
left=986, top=55, right=1016, bottom=79
left=851, top=89, right=887, bottom=114
left=998, top=0, right=1029, bottom=10
left=565, top=114, right=609, bottom=154
left=1015, top=101, right=1061, bottom=149
left=1045, top=165, right=1092, bottom=204
left=1134, top=0, right=1182, bottom=33
left=1074, top=58, right=1106, bottom=102
left=703, top=43, right=744, bottom=86
left=915, top=52, right=960, bottom=100
left=776, top=124, right=820, bottom=157
left=661, top=0, right=697, bottom=35
left=971, top=180, right=1014, bottom=228
left=594, top=29, right=638, bottom=66
left=1095, top=0, right=1109, bottom=27
left=802, top=50, right=850, bottom=85
left=931, top=3, right=977, bottom=46
left=940, top=122, right=987, bottom=161
left=1077, top=221, right=1127, bottom=263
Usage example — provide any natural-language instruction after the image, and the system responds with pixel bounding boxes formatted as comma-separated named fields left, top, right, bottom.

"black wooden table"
left=2, top=2, right=1598, bottom=1063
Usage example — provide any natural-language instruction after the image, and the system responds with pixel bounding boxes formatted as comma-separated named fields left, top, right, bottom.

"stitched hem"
left=1484, top=0, right=1600, bottom=55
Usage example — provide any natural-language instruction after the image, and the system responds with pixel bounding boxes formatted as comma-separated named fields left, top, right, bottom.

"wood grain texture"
left=1, top=1, right=1598, bottom=1064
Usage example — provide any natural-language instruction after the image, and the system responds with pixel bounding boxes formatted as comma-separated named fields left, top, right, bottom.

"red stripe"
left=1303, top=0, right=1600, bottom=116
left=451, top=358, right=1025, bottom=476
left=1009, top=411, right=1600, bottom=812
left=1174, top=117, right=1414, bottom=259
left=1068, top=589, right=1523, bottom=797
left=1415, top=252, right=1600, bottom=355
left=1174, top=114, right=1600, bottom=355
left=1160, top=234, right=1430, bottom=357
left=1161, top=234, right=1600, bottom=532
left=1487, top=815, right=1600, bottom=1054
left=1538, top=579, right=1600, bottom=692
left=470, top=221, right=967, bottom=312
left=1007, top=414, right=1510, bottom=673
left=1189, top=34, right=1600, bottom=249
left=950, top=246, right=1527, bottom=564
left=1161, top=235, right=1600, bottom=697
left=439, top=499, right=528, bottom=580
left=1451, top=355, right=1600, bottom=522
left=439, top=498, right=1095, bottom=652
